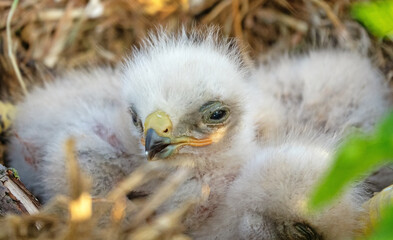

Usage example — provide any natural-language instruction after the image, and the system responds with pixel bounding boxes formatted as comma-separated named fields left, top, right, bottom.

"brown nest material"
left=0, top=0, right=392, bottom=101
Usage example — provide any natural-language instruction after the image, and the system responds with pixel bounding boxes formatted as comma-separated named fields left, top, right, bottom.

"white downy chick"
left=251, top=50, right=391, bottom=136
left=194, top=51, right=391, bottom=239
left=119, top=30, right=282, bottom=228
left=7, top=68, right=142, bottom=201
left=195, top=131, right=366, bottom=240
left=7, top=29, right=283, bottom=230
left=252, top=49, right=393, bottom=194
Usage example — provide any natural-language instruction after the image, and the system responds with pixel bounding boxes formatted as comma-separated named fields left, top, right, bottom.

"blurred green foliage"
left=309, top=111, right=393, bottom=239
left=370, top=204, right=393, bottom=240
left=351, top=0, right=393, bottom=39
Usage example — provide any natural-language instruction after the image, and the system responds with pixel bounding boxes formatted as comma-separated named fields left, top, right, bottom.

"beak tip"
left=145, top=150, right=153, bottom=161
left=145, top=128, right=172, bottom=161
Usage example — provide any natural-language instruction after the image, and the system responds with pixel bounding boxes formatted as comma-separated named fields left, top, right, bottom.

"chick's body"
left=198, top=50, right=391, bottom=239
left=7, top=68, right=143, bottom=201
left=195, top=132, right=366, bottom=240
left=253, top=50, right=391, bottom=135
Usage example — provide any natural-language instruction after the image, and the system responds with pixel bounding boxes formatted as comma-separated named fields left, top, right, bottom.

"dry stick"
left=6, top=0, right=27, bottom=96
left=0, top=2, right=12, bottom=7
left=275, top=0, right=294, bottom=12
left=310, top=0, right=359, bottom=51
left=248, top=0, right=266, bottom=12
left=128, top=168, right=190, bottom=229
left=232, top=0, right=242, bottom=40
left=107, top=163, right=166, bottom=201
left=43, top=1, right=75, bottom=68
left=254, top=9, right=308, bottom=33
left=38, top=8, right=84, bottom=21
left=105, top=163, right=168, bottom=233
left=129, top=200, right=196, bottom=240
left=201, top=0, right=231, bottom=24
left=231, top=0, right=254, bottom=68
left=239, top=0, right=249, bottom=20
left=65, top=138, right=85, bottom=200
left=64, top=139, right=94, bottom=240
left=309, top=0, right=349, bottom=37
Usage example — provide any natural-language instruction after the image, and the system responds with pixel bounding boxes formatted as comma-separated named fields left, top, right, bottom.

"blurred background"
left=0, top=0, right=392, bottom=102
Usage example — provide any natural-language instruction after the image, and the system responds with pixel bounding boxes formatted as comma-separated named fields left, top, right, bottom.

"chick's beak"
left=144, top=128, right=173, bottom=160
left=143, top=110, right=213, bottom=160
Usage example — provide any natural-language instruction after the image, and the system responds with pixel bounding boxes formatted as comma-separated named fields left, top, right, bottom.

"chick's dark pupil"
left=132, top=114, right=138, bottom=124
left=210, top=110, right=226, bottom=120
left=132, top=113, right=140, bottom=128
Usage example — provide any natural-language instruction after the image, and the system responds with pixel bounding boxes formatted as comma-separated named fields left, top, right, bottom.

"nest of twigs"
left=0, top=0, right=392, bottom=101
left=0, top=0, right=392, bottom=239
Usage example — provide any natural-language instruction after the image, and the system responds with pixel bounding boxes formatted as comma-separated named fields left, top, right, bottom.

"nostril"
left=127, top=191, right=149, bottom=200
left=163, top=128, right=168, bottom=133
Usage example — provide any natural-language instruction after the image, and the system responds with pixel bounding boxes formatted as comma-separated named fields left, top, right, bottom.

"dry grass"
left=0, top=0, right=392, bottom=101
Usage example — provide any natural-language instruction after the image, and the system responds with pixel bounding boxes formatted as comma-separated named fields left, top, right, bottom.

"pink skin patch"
left=192, top=171, right=239, bottom=227
left=14, top=133, right=39, bottom=169
left=93, top=124, right=126, bottom=153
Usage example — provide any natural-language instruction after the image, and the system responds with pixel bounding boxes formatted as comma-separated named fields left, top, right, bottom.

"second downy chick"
left=252, top=49, right=391, bottom=136
left=194, top=131, right=366, bottom=240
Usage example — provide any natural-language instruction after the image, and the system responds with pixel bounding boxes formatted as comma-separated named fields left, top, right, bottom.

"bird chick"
left=7, top=30, right=283, bottom=232
left=7, top=67, right=141, bottom=201
left=119, top=30, right=283, bottom=228
left=195, top=131, right=366, bottom=240
left=252, top=49, right=393, bottom=194
left=252, top=49, right=391, bottom=136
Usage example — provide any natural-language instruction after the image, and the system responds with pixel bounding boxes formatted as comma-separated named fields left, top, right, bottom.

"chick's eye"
left=210, top=109, right=227, bottom=120
left=201, top=101, right=230, bottom=125
left=129, top=107, right=143, bottom=131
left=132, top=113, right=140, bottom=126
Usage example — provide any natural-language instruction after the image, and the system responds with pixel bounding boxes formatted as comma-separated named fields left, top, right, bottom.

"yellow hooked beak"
left=142, top=110, right=213, bottom=160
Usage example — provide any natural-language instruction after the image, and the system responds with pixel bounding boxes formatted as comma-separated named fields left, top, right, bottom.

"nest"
left=0, top=0, right=392, bottom=101
left=0, top=0, right=392, bottom=239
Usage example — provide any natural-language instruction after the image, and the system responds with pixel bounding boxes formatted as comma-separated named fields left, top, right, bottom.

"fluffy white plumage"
left=193, top=49, right=391, bottom=239
left=252, top=50, right=390, bottom=135
left=7, top=30, right=279, bottom=230
left=195, top=132, right=366, bottom=240
left=7, top=68, right=140, bottom=200
left=119, top=31, right=277, bottom=228
left=6, top=28, right=391, bottom=236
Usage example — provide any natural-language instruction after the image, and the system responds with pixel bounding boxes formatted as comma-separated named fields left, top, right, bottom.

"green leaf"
left=309, top=112, right=393, bottom=210
left=368, top=205, right=393, bottom=240
left=351, top=0, right=393, bottom=38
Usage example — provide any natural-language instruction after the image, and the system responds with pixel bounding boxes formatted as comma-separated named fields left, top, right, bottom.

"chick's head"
left=121, top=29, right=262, bottom=167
